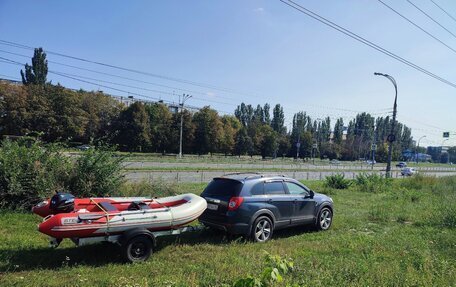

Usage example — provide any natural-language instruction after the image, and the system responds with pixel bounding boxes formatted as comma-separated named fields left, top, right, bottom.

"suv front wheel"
left=316, top=207, right=333, bottom=231
left=251, top=216, right=273, bottom=242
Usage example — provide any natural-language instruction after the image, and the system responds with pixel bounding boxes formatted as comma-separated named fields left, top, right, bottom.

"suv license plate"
left=207, top=203, right=218, bottom=210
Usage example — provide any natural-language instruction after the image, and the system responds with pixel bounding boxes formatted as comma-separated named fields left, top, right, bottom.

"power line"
left=0, top=39, right=259, bottom=97
left=406, top=0, right=456, bottom=39
left=430, top=0, right=456, bottom=23
left=0, top=56, right=234, bottom=114
left=50, top=71, right=236, bottom=107
left=0, top=53, right=236, bottom=107
left=279, top=0, right=456, bottom=89
left=0, top=48, right=229, bottom=100
left=0, top=40, right=392, bottom=113
left=377, top=0, right=456, bottom=54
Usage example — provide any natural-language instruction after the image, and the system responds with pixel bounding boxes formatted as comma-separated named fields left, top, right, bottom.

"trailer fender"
left=119, top=228, right=156, bottom=247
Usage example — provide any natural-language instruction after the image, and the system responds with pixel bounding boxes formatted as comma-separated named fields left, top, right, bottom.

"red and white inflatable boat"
left=33, top=193, right=207, bottom=240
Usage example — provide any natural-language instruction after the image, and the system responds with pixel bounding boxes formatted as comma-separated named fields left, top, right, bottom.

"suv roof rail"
left=222, top=172, right=261, bottom=176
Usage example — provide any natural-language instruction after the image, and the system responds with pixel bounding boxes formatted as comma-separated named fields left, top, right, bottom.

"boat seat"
left=99, top=201, right=118, bottom=212
left=128, top=201, right=151, bottom=211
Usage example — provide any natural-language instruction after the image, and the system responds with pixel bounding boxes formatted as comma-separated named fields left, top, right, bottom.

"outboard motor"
left=50, top=192, right=75, bottom=214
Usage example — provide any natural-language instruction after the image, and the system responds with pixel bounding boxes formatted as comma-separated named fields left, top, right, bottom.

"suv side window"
left=285, top=182, right=309, bottom=196
left=250, top=182, right=264, bottom=196
left=264, top=181, right=286, bottom=195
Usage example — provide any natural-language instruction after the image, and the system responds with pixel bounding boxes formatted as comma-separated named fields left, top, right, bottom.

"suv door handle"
left=267, top=199, right=273, bottom=203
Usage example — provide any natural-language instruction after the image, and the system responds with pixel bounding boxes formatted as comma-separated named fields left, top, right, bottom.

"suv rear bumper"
left=199, top=219, right=250, bottom=235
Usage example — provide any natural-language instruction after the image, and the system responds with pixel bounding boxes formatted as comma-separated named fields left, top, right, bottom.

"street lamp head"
left=374, top=72, right=388, bottom=77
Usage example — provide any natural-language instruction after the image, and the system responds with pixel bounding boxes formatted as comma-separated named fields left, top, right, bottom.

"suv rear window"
left=202, top=179, right=243, bottom=197
left=264, top=181, right=286, bottom=195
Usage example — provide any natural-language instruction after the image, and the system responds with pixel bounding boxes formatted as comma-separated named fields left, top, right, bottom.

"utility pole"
left=179, top=94, right=192, bottom=158
left=416, top=135, right=426, bottom=164
left=374, top=72, right=397, bottom=178
left=371, top=124, right=376, bottom=170
left=441, top=138, right=449, bottom=164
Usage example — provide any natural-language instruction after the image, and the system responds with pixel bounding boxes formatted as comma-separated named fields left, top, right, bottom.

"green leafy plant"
left=69, top=147, right=125, bottom=198
left=233, top=252, right=294, bottom=287
left=118, top=179, right=179, bottom=198
left=324, top=173, right=351, bottom=189
left=0, top=140, right=71, bottom=210
left=354, top=173, right=392, bottom=193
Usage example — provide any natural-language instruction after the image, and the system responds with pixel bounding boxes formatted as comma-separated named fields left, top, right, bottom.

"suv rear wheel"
left=251, top=216, right=273, bottom=242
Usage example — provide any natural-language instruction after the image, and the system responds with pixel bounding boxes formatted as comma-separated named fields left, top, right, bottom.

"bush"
left=0, top=140, right=71, bottom=210
left=69, top=147, right=125, bottom=198
left=400, top=174, right=438, bottom=191
left=0, top=141, right=125, bottom=210
left=118, top=179, right=179, bottom=197
left=354, top=173, right=392, bottom=193
left=324, top=173, right=351, bottom=189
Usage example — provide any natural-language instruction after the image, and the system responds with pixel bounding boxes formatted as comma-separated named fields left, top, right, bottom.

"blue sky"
left=0, top=0, right=455, bottom=147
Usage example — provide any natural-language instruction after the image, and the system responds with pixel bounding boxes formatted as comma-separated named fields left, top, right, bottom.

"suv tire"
left=316, top=207, right=333, bottom=231
left=251, top=216, right=273, bottom=242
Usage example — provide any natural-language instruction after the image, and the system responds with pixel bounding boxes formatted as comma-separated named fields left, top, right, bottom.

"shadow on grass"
left=1, top=225, right=317, bottom=273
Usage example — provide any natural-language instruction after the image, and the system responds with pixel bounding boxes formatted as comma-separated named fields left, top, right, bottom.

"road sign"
left=387, top=134, right=396, bottom=142
left=296, top=142, right=301, bottom=148
left=371, top=144, right=377, bottom=151
left=312, top=143, right=318, bottom=149
left=443, top=132, right=450, bottom=138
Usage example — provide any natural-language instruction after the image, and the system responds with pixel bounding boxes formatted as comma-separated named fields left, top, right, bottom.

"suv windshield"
left=203, top=179, right=243, bottom=197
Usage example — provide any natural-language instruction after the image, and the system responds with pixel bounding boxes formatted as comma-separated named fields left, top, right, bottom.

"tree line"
left=0, top=48, right=416, bottom=161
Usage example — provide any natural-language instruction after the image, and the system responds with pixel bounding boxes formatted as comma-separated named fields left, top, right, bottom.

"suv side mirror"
left=307, top=190, right=315, bottom=198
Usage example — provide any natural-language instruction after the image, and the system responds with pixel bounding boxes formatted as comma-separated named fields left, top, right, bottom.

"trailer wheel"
left=122, top=235, right=153, bottom=262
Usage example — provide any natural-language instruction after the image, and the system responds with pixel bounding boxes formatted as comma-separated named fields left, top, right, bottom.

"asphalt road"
left=124, top=169, right=456, bottom=183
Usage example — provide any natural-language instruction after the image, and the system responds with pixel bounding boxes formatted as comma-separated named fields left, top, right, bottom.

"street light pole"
left=416, top=135, right=426, bottom=164
left=441, top=138, right=449, bottom=164
left=179, top=94, right=192, bottom=159
left=374, top=72, right=397, bottom=178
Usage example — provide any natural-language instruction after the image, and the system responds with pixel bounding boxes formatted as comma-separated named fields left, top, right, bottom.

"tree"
left=21, top=48, right=48, bottom=85
left=263, top=103, right=271, bottom=125
left=235, top=127, right=253, bottom=157
left=277, top=134, right=291, bottom=158
left=259, top=125, right=278, bottom=159
left=146, top=103, right=172, bottom=154
left=253, top=104, right=264, bottom=124
left=219, top=115, right=241, bottom=156
left=271, top=104, right=286, bottom=134
left=333, top=118, right=344, bottom=144
left=0, top=82, right=29, bottom=136
left=235, top=103, right=253, bottom=127
left=192, top=106, right=222, bottom=155
left=112, top=102, right=151, bottom=151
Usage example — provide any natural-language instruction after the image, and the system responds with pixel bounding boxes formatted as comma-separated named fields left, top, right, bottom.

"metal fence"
left=124, top=170, right=456, bottom=183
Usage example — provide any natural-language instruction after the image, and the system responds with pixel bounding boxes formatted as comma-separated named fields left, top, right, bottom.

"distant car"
left=396, top=162, right=407, bottom=168
left=76, top=144, right=91, bottom=151
left=330, top=159, right=340, bottom=165
left=366, top=160, right=376, bottom=165
left=401, top=167, right=416, bottom=176
left=199, top=174, right=334, bottom=242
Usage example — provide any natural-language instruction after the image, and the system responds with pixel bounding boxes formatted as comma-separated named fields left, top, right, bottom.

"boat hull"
left=36, top=193, right=207, bottom=239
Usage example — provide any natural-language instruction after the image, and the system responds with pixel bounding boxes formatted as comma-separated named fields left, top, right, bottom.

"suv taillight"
left=228, top=197, right=244, bottom=211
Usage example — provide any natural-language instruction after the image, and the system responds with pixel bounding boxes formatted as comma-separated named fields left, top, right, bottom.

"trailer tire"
left=122, top=235, right=153, bottom=262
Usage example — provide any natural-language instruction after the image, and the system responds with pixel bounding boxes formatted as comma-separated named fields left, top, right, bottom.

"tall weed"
left=354, top=173, right=392, bottom=193
left=324, top=174, right=351, bottom=189
left=0, top=140, right=71, bottom=210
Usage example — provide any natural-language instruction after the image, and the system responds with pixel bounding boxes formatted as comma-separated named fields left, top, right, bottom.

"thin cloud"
left=253, top=7, right=265, bottom=13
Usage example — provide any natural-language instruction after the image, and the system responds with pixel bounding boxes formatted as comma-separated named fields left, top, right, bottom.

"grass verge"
left=0, top=177, right=455, bottom=286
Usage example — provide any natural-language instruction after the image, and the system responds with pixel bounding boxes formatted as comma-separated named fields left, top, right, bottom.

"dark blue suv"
left=199, top=173, right=334, bottom=242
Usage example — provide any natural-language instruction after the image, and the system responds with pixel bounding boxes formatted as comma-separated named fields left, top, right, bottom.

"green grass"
left=0, top=177, right=455, bottom=286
